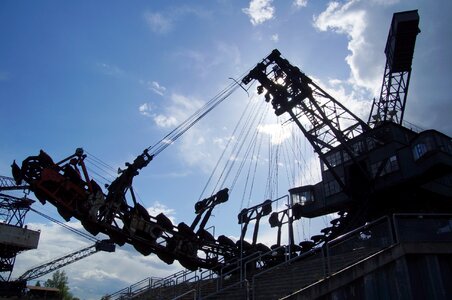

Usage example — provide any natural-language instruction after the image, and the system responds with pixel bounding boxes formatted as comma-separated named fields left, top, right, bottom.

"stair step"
left=123, top=246, right=382, bottom=299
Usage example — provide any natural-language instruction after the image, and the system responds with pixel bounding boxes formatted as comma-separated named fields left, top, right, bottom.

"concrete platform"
left=0, top=223, right=40, bottom=251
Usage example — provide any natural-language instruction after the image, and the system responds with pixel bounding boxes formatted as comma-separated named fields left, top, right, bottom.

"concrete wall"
left=286, top=243, right=452, bottom=300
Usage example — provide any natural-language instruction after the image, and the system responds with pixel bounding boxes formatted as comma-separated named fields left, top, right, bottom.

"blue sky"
left=2, top=0, right=452, bottom=299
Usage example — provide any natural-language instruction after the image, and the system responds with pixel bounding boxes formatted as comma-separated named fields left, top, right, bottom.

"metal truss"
left=368, top=10, right=420, bottom=127
left=242, top=50, right=370, bottom=188
left=18, top=240, right=114, bottom=282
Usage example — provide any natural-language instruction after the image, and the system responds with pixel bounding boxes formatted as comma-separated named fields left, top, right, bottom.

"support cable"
left=219, top=99, right=267, bottom=193
left=264, top=139, right=273, bottom=199
left=151, top=87, right=237, bottom=156
left=281, top=133, right=295, bottom=187
left=237, top=102, right=270, bottom=208
left=85, top=151, right=117, bottom=175
left=246, top=110, right=267, bottom=208
left=148, top=81, right=245, bottom=157
left=240, top=128, right=260, bottom=209
left=30, top=207, right=98, bottom=243
left=212, top=96, right=261, bottom=193
left=233, top=125, right=259, bottom=199
left=197, top=93, right=256, bottom=200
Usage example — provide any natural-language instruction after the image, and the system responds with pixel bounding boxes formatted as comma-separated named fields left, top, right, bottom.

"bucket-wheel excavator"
left=9, top=10, right=452, bottom=281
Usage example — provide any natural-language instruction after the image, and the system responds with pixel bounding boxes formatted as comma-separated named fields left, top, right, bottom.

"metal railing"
left=251, top=216, right=393, bottom=299
left=104, top=214, right=452, bottom=300
left=107, top=269, right=189, bottom=300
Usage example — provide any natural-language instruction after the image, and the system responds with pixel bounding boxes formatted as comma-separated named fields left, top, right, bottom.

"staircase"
left=105, top=216, right=394, bottom=300
left=251, top=246, right=381, bottom=300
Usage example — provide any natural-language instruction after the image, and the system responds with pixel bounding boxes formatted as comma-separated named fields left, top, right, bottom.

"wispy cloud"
left=293, top=0, right=308, bottom=8
left=242, top=0, right=275, bottom=26
left=313, top=0, right=382, bottom=94
left=371, top=0, right=400, bottom=5
left=147, top=93, right=203, bottom=129
left=144, top=6, right=212, bottom=35
left=257, top=123, right=291, bottom=145
left=96, top=62, right=124, bottom=76
left=271, top=34, right=279, bottom=42
left=173, top=42, right=241, bottom=77
left=153, top=114, right=178, bottom=128
left=148, top=81, right=166, bottom=96
left=147, top=201, right=177, bottom=224
left=144, top=12, right=173, bottom=34
left=138, top=101, right=177, bottom=127
left=139, top=103, right=152, bottom=117
left=12, top=221, right=181, bottom=299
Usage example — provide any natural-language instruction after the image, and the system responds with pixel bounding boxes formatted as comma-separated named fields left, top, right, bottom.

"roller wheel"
left=21, top=158, right=44, bottom=183
left=156, top=213, right=173, bottom=230
left=178, top=222, right=195, bottom=238
left=135, top=203, right=150, bottom=220
left=34, top=190, right=47, bottom=205
left=198, top=229, right=215, bottom=242
left=57, top=207, right=72, bottom=222
left=255, top=243, right=271, bottom=254
left=81, top=220, right=101, bottom=236
left=157, top=251, right=175, bottom=265
left=178, top=257, right=199, bottom=271
left=218, top=235, right=236, bottom=248
left=133, top=240, right=153, bottom=256
left=108, top=230, right=126, bottom=246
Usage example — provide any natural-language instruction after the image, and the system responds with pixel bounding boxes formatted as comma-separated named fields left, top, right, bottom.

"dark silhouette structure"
left=7, top=9, right=452, bottom=299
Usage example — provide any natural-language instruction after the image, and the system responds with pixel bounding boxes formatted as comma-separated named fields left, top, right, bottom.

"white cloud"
left=139, top=103, right=152, bottom=117
left=328, top=78, right=343, bottom=86
left=144, top=12, right=173, bottom=34
left=13, top=220, right=182, bottom=299
left=142, top=92, right=205, bottom=129
left=178, top=129, right=217, bottom=172
left=371, top=0, right=400, bottom=5
left=171, top=93, right=203, bottom=113
left=271, top=34, right=279, bottom=42
left=213, top=136, right=233, bottom=150
left=147, top=201, right=177, bottom=224
left=96, top=63, right=124, bottom=76
left=173, top=42, right=241, bottom=77
left=242, top=0, right=275, bottom=26
left=257, top=123, right=291, bottom=145
left=313, top=0, right=382, bottom=94
left=150, top=93, right=203, bottom=130
left=153, top=114, right=178, bottom=128
left=216, top=42, right=242, bottom=67
left=293, top=0, right=308, bottom=8
left=148, top=81, right=166, bottom=96
left=144, top=7, right=211, bottom=35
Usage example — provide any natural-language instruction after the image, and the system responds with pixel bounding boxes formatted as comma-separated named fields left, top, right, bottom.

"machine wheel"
left=81, top=220, right=101, bottom=236
left=133, top=240, right=153, bottom=256
left=156, top=213, right=173, bottom=230
left=21, top=158, right=44, bottom=182
left=57, top=207, right=72, bottom=222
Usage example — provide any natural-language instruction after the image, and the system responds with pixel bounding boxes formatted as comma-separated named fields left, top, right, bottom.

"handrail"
left=251, top=216, right=393, bottom=299
left=251, top=244, right=322, bottom=284
left=105, top=258, right=222, bottom=299
left=243, top=245, right=288, bottom=277
left=219, top=251, right=262, bottom=283
left=326, top=215, right=390, bottom=246
left=106, top=269, right=188, bottom=298
left=105, top=214, right=452, bottom=300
